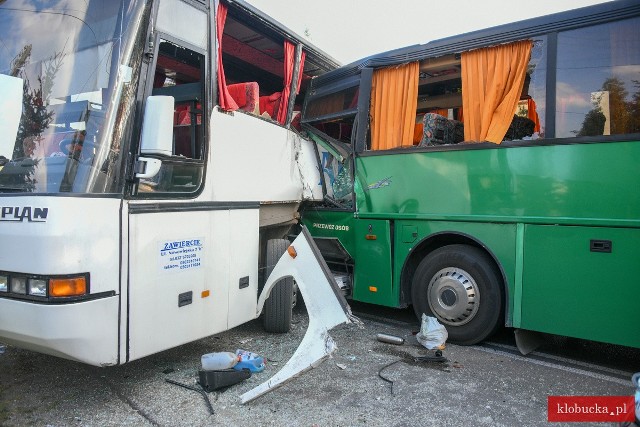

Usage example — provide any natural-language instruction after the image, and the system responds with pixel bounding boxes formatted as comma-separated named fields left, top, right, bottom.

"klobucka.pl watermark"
left=547, top=396, right=635, bottom=423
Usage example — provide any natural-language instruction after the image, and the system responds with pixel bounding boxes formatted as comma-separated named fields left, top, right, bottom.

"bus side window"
left=555, top=16, right=640, bottom=138
left=152, top=41, right=204, bottom=161
left=137, top=40, right=205, bottom=194
left=173, top=100, right=202, bottom=158
left=412, top=44, right=545, bottom=147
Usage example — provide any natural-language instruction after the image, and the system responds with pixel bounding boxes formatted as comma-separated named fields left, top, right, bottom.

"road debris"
left=376, top=333, right=405, bottom=345
left=378, top=360, right=403, bottom=395
left=240, top=229, right=355, bottom=404
left=165, top=379, right=215, bottom=415
left=415, top=314, right=447, bottom=351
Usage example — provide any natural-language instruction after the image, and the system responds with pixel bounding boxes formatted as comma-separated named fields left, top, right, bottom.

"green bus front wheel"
left=411, top=244, right=503, bottom=345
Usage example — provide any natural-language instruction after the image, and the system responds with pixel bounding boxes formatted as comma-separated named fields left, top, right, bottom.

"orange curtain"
left=527, top=98, right=541, bottom=133
left=370, top=62, right=419, bottom=150
left=413, top=122, right=424, bottom=145
left=461, top=40, right=532, bottom=143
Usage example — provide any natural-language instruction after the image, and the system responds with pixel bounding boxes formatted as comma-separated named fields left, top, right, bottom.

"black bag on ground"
left=198, top=368, right=251, bottom=392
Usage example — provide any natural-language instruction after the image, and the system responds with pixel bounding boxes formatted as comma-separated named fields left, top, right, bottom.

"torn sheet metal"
left=514, top=329, right=545, bottom=355
left=241, top=226, right=354, bottom=404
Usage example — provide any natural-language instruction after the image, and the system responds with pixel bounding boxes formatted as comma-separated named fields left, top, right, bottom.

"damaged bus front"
left=0, top=0, right=350, bottom=394
left=300, top=0, right=640, bottom=351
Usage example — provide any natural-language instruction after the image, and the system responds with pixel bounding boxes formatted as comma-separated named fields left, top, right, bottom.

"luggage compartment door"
left=127, top=203, right=259, bottom=361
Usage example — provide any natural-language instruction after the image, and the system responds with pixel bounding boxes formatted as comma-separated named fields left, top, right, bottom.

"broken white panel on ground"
left=241, top=227, right=353, bottom=404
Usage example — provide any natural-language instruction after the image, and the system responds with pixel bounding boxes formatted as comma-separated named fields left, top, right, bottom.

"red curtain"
left=276, top=42, right=305, bottom=124
left=296, top=51, right=306, bottom=96
left=216, top=2, right=238, bottom=110
left=276, top=41, right=295, bottom=124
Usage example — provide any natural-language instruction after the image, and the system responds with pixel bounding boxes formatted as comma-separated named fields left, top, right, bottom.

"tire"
left=411, top=244, right=503, bottom=345
left=262, top=239, right=294, bottom=333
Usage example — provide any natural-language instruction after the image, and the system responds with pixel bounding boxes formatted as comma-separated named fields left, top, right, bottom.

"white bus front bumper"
left=0, top=295, right=119, bottom=366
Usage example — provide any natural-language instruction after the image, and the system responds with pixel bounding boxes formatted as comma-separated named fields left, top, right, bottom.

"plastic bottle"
left=200, top=351, right=240, bottom=371
left=233, top=349, right=266, bottom=373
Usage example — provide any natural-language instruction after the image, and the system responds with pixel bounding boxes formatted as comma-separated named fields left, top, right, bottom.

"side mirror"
left=139, top=95, right=174, bottom=156
left=0, top=75, right=24, bottom=159
left=136, top=95, right=174, bottom=179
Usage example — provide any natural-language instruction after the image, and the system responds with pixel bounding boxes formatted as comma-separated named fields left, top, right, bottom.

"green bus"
left=299, top=0, right=640, bottom=348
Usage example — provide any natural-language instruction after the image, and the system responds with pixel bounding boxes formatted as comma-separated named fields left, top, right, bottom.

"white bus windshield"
left=0, top=0, right=146, bottom=194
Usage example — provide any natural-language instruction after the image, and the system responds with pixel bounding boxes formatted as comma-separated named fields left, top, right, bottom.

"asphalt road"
left=1, top=304, right=638, bottom=426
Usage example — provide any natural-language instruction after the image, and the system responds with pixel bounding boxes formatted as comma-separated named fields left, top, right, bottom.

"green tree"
left=1, top=46, right=62, bottom=191
left=576, top=108, right=606, bottom=137
left=629, top=80, right=640, bottom=133
left=11, top=47, right=62, bottom=159
left=575, top=77, right=633, bottom=137
left=601, top=77, right=629, bottom=134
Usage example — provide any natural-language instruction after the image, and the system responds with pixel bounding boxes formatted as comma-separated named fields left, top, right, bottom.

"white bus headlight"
left=11, top=277, right=27, bottom=294
left=28, top=279, right=47, bottom=297
left=0, top=272, right=89, bottom=300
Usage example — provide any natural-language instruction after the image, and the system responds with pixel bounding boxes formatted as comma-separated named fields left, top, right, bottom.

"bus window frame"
left=303, top=3, right=640, bottom=155
left=132, top=31, right=209, bottom=199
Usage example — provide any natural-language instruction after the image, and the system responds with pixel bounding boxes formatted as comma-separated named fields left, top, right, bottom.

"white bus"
left=0, top=0, right=345, bottom=369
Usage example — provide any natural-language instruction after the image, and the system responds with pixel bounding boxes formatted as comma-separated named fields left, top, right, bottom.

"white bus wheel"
left=263, top=239, right=294, bottom=333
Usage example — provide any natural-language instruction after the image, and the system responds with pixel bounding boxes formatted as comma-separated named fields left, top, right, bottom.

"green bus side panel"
left=352, top=220, right=394, bottom=306
left=521, top=225, right=640, bottom=348
left=302, top=211, right=396, bottom=306
left=394, top=220, right=518, bottom=320
left=356, top=141, right=640, bottom=227
left=302, top=210, right=356, bottom=256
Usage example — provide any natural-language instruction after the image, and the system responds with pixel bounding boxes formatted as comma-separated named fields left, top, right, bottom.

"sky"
left=244, top=0, right=613, bottom=64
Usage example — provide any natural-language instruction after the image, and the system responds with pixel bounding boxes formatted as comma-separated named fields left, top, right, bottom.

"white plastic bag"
left=416, top=314, right=448, bottom=350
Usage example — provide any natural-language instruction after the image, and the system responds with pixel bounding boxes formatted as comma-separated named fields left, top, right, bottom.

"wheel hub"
left=440, top=288, right=458, bottom=307
left=427, top=267, right=479, bottom=326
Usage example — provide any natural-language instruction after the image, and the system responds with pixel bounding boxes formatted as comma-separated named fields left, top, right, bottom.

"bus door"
left=353, top=219, right=394, bottom=306
left=125, top=2, right=237, bottom=361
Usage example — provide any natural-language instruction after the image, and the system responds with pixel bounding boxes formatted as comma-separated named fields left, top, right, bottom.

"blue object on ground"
left=234, top=349, right=266, bottom=373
